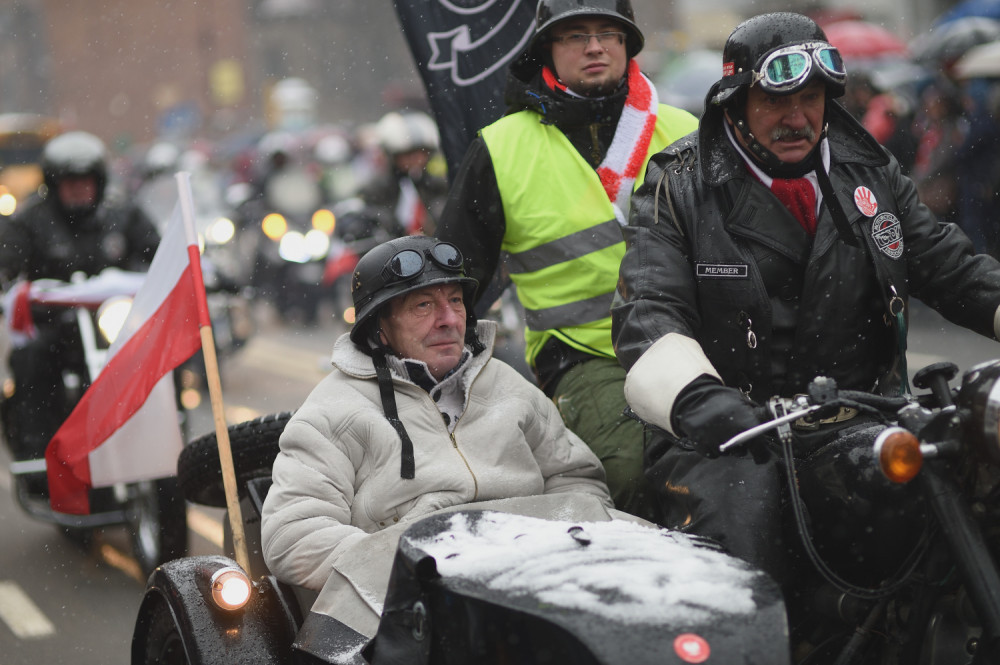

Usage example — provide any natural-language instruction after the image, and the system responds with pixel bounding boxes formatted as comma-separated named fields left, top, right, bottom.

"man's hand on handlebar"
left=672, top=376, right=771, bottom=464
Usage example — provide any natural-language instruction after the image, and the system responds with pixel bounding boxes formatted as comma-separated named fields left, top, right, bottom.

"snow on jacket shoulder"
left=261, top=320, right=611, bottom=590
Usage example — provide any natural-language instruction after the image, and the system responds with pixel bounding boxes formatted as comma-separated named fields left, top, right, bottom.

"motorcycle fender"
left=131, top=554, right=297, bottom=665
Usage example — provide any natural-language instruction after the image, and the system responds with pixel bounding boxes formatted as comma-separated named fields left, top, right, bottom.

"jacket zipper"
left=449, top=430, right=478, bottom=501
left=589, top=123, right=601, bottom=165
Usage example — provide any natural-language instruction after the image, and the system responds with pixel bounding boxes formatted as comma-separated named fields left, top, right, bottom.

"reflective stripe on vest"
left=482, top=104, right=697, bottom=363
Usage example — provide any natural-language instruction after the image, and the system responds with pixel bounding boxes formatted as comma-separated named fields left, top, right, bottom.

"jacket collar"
left=502, top=62, right=627, bottom=130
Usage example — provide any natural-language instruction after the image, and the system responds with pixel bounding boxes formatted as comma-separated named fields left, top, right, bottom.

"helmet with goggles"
left=350, top=236, right=479, bottom=348
left=712, top=12, right=846, bottom=107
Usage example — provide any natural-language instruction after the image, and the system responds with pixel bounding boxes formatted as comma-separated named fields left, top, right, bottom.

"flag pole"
left=175, top=172, right=251, bottom=575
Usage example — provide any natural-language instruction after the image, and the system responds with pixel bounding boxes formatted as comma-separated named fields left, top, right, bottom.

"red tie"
left=771, top=177, right=817, bottom=235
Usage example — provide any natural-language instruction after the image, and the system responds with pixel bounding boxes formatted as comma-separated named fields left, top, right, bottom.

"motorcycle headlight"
left=0, top=188, right=16, bottom=216
left=261, top=213, right=287, bottom=241
left=304, top=228, right=330, bottom=260
left=312, top=208, right=336, bottom=235
left=958, top=360, right=1000, bottom=464
left=206, top=217, right=236, bottom=245
left=97, top=296, right=133, bottom=344
left=278, top=230, right=309, bottom=263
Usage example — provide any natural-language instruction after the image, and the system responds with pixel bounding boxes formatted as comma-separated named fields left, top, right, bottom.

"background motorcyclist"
left=261, top=235, right=610, bottom=612
left=359, top=110, right=448, bottom=237
left=612, top=10, right=1000, bottom=620
left=0, top=130, right=159, bottom=282
left=0, top=130, right=160, bottom=461
left=436, top=0, right=698, bottom=522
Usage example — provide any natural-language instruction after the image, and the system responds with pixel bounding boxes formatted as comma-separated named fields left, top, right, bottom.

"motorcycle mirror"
left=874, top=427, right=923, bottom=483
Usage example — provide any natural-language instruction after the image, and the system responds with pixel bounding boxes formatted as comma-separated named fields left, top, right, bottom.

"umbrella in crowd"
left=935, top=0, right=1000, bottom=25
left=823, top=20, right=909, bottom=59
left=910, top=16, right=1000, bottom=65
left=954, top=40, right=1000, bottom=77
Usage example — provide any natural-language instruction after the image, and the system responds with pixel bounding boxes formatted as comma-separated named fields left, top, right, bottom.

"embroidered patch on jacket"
left=696, top=263, right=749, bottom=278
left=871, top=212, right=903, bottom=259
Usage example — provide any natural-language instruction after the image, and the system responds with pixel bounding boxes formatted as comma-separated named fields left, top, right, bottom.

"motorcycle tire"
left=128, top=478, right=189, bottom=578
left=134, top=594, right=189, bottom=665
left=177, top=412, right=292, bottom=508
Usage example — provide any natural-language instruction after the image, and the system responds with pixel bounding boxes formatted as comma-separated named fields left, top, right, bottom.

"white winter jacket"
left=261, top=321, right=611, bottom=591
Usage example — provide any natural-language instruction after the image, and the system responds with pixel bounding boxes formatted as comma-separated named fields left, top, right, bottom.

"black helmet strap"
left=372, top=348, right=416, bottom=479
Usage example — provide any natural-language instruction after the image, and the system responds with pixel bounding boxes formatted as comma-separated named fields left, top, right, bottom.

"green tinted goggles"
left=753, top=42, right=846, bottom=93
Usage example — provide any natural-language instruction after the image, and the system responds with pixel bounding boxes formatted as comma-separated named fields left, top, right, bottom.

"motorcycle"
left=237, top=165, right=334, bottom=324
left=717, top=361, right=1000, bottom=664
left=0, top=270, right=188, bottom=576
left=130, top=411, right=790, bottom=664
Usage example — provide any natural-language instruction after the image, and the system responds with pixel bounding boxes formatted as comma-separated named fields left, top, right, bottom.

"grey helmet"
left=41, top=131, right=108, bottom=214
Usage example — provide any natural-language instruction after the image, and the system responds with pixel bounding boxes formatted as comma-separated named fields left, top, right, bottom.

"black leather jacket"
left=612, top=102, right=1000, bottom=404
left=0, top=192, right=159, bottom=283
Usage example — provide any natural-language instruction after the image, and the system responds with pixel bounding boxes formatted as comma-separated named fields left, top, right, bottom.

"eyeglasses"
left=752, top=42, right=846, bottom=94
left=383, top=242, right=465, bottom=284
left=550, top=31, right=626, bottom=50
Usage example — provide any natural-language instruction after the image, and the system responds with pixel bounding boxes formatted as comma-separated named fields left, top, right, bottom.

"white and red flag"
left=46, top=174, right=210, bottom=514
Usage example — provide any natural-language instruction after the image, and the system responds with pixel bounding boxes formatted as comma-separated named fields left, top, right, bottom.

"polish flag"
left=46, top=174, right=210, bottom=514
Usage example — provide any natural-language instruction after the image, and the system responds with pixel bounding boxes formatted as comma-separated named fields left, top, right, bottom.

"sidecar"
left=131, top=415, right=791, bottom=665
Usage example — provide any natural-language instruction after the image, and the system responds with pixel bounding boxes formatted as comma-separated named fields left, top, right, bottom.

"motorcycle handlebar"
left=719, top=388, right=913, bottom=453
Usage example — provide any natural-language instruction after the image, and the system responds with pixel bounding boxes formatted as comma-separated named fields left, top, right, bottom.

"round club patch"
left=872, top=211, right=903, bottom=259
left=854, top=186, right=878, bottom=217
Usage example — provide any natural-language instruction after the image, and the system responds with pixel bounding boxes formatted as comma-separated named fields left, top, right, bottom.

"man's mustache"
left=770, top=125, right=816, bottom=142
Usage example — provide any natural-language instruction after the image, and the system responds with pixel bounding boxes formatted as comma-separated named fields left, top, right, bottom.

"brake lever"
left=718, top=397, right=822, bottom=453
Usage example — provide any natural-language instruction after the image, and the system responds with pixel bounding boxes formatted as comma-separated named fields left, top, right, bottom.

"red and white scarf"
left=542, top=60, right=659, bottom=224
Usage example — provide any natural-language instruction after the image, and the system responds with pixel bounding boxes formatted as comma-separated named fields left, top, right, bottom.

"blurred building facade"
left=0, top=0, right=959, bottom=150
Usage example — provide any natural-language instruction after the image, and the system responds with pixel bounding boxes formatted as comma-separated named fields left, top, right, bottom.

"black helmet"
left=703, top=13, right=847, bottom=177
left=42, top=130, right=108, bottom=213
left=350, top=235, right=479, bottom=349
left=712, top=13, right=846, bottom=107
left=527, top=0, right=644, bottom=60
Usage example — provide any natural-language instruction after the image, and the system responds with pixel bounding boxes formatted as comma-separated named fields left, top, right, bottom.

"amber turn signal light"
left=874, top=427, right=923, bottom=484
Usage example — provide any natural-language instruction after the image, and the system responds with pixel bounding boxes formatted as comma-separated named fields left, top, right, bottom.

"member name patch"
left=872, top=212, right=903, bottom=259
left=696, top=263, right=749, bottom=278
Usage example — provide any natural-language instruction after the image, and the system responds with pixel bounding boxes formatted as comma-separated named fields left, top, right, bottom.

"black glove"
left=672, top=375, right=771, bottom=464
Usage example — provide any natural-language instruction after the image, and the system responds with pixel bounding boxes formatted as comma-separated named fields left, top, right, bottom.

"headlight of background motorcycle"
left=205, top=217, right=236, bottom=245
left=312, top=208, right=335, bottom=234
left=278, top=229, right=330, bottom=263
left=0, top=186, right=16, bottom=216
left=97, top=296, right=134, bottom=344
left=958, top=359, right=1000, bottom=464
left=261, top=213, right=287, bottom=241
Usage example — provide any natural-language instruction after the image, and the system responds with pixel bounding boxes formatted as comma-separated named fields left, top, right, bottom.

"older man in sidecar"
left=261, top=235, right=615, bottom=634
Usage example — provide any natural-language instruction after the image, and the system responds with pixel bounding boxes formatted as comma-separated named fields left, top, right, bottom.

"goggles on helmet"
left=379, top=241, right=464, bottom=287
left=752, top=41, right=845, bottom=94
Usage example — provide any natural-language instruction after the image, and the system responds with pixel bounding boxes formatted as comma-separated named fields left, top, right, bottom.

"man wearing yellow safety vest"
left=437, top=0, right=698, bottom=521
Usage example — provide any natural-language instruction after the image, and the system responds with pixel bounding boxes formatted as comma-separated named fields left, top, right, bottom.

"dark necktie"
left=771, top=177, right=817, bottom=235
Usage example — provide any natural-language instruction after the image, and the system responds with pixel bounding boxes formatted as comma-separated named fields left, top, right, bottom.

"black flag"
left=392, top=0, right=535, bottom=182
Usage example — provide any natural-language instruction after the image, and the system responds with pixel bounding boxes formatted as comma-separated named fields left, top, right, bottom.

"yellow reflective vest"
left=481, top=104, right=697, bottom=365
